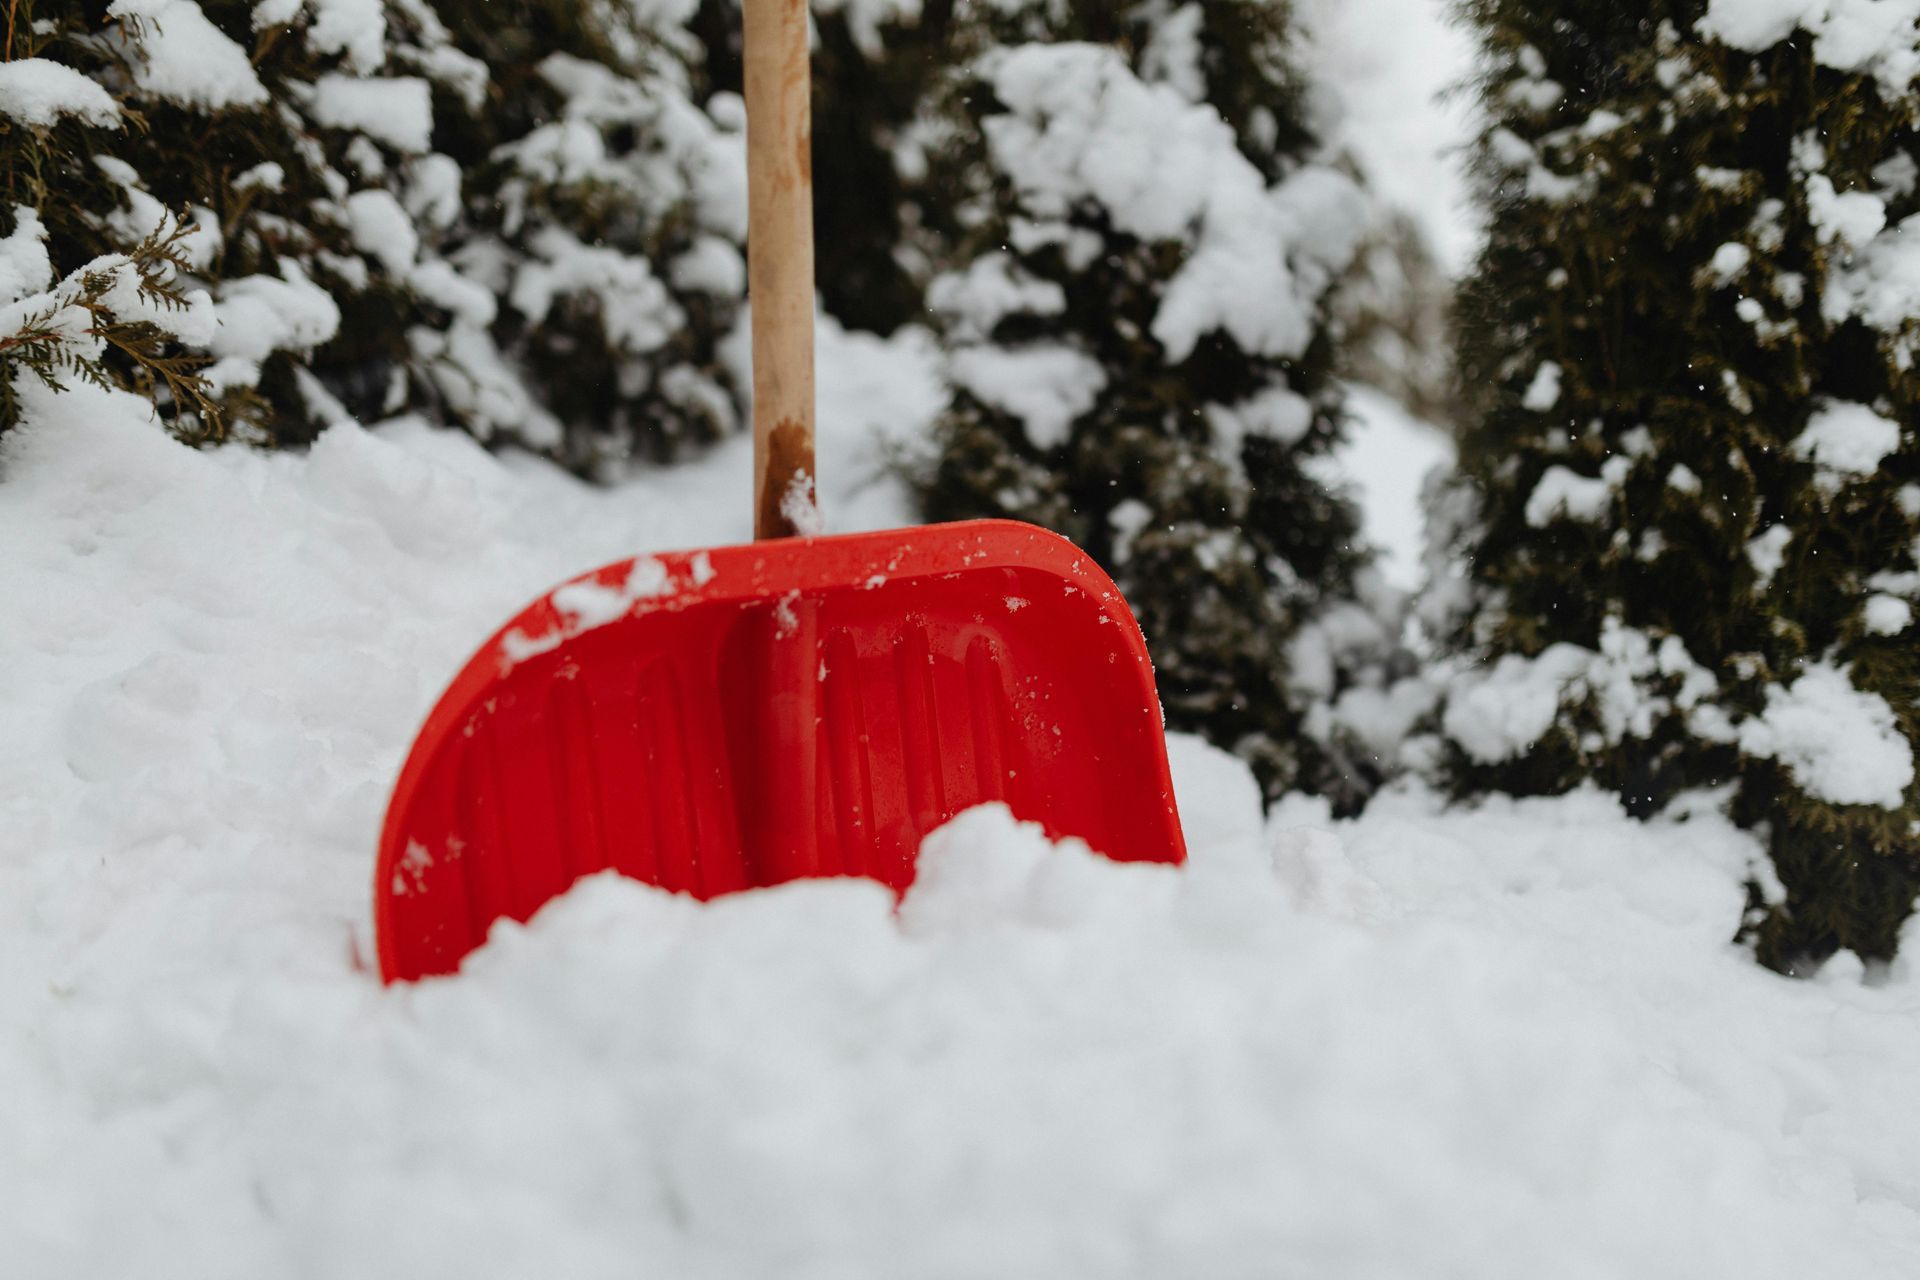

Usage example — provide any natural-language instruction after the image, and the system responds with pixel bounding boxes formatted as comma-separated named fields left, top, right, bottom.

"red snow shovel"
left=372, top=0, right=1186, bottom=982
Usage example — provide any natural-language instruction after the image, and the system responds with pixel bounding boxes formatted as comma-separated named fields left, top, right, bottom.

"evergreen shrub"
left=915, top=2, right=1401, bottom=808
left=1440, top=0, right=1920, bottom=969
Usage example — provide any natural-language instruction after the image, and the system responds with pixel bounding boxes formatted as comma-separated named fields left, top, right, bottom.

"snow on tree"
left=0, top=0, right=745, bottom=469
left=433, top=0, right=749, bottom=470
left=1438, top=0, right=1920, bottom=970
left=915, top=8, right=1398, bottom=810
left=0, top=0, right=496, bottom=444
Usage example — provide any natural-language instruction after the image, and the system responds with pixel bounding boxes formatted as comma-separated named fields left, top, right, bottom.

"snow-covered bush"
left=432, top=0, right=748, bottom=470
left=0, top=0, right=744, bottom=468
left=1439, top=0, right=1920, bottom=970
left=0, top=5, right=258, bottom=439
left=915, top=10, right=1394, bottom=810
left=0, top=0, right=484, bottom=443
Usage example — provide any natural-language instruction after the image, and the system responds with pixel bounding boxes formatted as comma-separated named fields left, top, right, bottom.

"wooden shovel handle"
left=744, top=0, right=816, bottom=540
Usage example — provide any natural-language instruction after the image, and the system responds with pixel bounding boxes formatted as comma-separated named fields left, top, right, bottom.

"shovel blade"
left=375, top=519, right=1186, bottom=981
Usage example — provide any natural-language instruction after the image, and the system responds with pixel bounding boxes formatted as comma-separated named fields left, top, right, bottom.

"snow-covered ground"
left=1331, top=383, right=1456, bottom=591
left=6, top=349, right=1920, bottom=1277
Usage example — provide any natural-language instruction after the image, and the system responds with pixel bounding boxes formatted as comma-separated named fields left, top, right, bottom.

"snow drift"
left=5, top=371, right=1920, bottom=1277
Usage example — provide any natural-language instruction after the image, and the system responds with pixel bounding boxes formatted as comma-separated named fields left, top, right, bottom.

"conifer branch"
left=0, top=214, right=221, bottom=437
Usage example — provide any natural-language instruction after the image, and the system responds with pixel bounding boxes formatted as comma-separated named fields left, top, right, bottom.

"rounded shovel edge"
left=373, top=517, right=1186, bottom=983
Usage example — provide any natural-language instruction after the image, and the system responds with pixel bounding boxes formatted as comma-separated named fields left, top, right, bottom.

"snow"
left=780, top=468, right=825, bottom=537
left=402, top=152, right=464, bottom=230
left=207, top=267, right=342, bottom=381
left=670, top=235, right=746, bottom=298
left=1206, top=385, right=1316, bottom=465
left=982, top=43, right=1359, bottom=363
left=303, top=74, right=434, bottom=153
left=509, top=227, right=681, bottom=355
left=1806, top=174, right=1888, bottom=250
left=403, top=41, right=491, bottom=111
left=1699, top=0, right=1920, bottom=96
left=945, top=343, right=1105, bottom=450
left=92, top=154, right=176, bottom=251
left=1445, top=645, right=1597, bottom=763
left=1748, top=524, right=1793, bottom=583
left=1297, top=0, right=1481, bottom=273
left=4, top=6, right=1920, bottom=1266
left=1826, top=214, right=1920, bottom=343
left=1865, top=594, right=1912, bottom=636
left=1739, top=663, right=1915, bottom=807
left=510, top=52, right=747, bottom=244
left=1520, top=360, right=1562, bottom=412
left=927, top=252, right=1066, bottom=343
left=813, top=0, right=921, bottom=58
left=344, top=188, right=419, bottom=276
left=1136, top=1, right=1205, bottom=101
left=284, top=0, right=389, bottom=75
left=110, top=0, right=270, bottom=110
left=1331, top=384, right=1455, bottom=591
left=1444, top=621, right=1719, bottom=764
left=416, top=318, right=561, bottom=447
left=1525, top=464, right=1613, bottom=527
left=0, top=238, right=217, bottom=369
left=1710, top=241, right=1752, bottom=280
left=1792, top=400, right=1901, bottom=490
left=7, top=366, right=1920, bottom=1274
left=0, top=58, right=122, bottom=129
left=233, top=160, right=285, bottom=193
left=0, top=206, right=54, bottom=305
left=408, top=258, right=495, bottom=326
left=508, top=556, right=681, bottom=658
left=90, top=253, right=217, bottom=345
left=1316, top=675, right=1442, bottom=766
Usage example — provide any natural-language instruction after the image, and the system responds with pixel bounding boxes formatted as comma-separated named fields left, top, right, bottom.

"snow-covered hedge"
left=0, top=0, right=745, bottom=469
left=1439, top=0, right=1920, bottom=970
left=916, top=5, right=1408, bottom=811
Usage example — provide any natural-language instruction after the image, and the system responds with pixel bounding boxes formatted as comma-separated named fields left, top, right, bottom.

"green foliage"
left=1445, top=0, right=1920, bottom=968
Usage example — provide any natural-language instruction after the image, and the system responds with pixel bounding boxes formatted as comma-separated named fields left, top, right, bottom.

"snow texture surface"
left=1297, top=0, right=1482, bottom=272
left=1444, top=621, right=1720, bottom=765
left=1525, top=464, right=1613, bottom=527
left=1793, top=400, right=1902, bottom=491
left=1332, top=384, right=1454, bottom=590
left=0, top=58, right=121, bottom=128
left=110, top=0, right=270, bottom=110
left=1699, top=0, right=1920, bottom=96
left=6, top=364, right=1920, bottom=1276
left=982, top=43, right=1362, bottom=363
left=303, top=74, right=434, bottom=153
left=1738, top=662, right=1915, bottom=807
left=946, top=343, right=1105, bottom=449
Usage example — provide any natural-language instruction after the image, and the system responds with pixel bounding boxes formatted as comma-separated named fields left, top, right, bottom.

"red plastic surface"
left=374, top=519, right=1187, bottom=982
